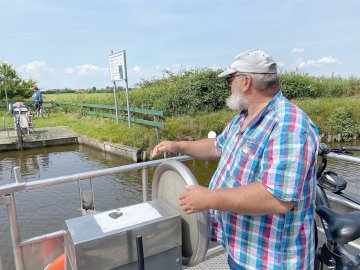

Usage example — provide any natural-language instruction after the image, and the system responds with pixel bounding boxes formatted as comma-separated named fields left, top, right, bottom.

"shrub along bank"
left=41, top=70, right=360, bottom=145
left=46, top=70, right=360, bottom=115
left=2, top=96, right=356, bottom=157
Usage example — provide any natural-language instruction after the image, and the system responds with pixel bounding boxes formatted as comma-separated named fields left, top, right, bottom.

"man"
left=32, top=85, right=43, bottom=112
left=151, top=49, right=319, bottom=269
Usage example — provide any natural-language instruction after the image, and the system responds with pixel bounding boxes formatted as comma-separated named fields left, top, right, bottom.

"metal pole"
left=7, top=194, right=25, bottom=270
left=113, top=81, right=119, bottom=124
left=90, top=177, right=96, bottom=210
left=78, top=180, right=83, bottom=211
left=328, top=152, right=360, bottom=163
left=20, top=230, right=67, bottom=247
left=136, top=235, right=145, bottom=270
left=4, top=83, right=9, bottom=113
left=8, top=167, right=25, bottom=270
left=153, top=116, right=160, bottom=141
left=0, top=253, right=3, bottom=270
left=141, top=167, right=149, bottom=202
left=123, top=50, right=131, bottom=128
left=0, top=156, right=193, bottom=196
left=111, top=50, right=119, bottom=125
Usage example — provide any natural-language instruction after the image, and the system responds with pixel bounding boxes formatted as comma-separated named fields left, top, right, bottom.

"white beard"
left=226, top=92, right=249, bottom=111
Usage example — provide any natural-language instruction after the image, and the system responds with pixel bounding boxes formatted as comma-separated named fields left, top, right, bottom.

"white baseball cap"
left=218, top=49, right=277, bottom=78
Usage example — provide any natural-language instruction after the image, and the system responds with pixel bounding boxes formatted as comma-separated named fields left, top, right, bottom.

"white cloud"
left=165, top=63, right=181, bottom=71
left=64, top=64, right=108, bottom=76
left=19, top=61, right=53, bottom=76
left=131, top=65, right=144, bottom=75
left=291, top=48, right=305, bottom=53
left=296, top=55, right=340, bottom=69
left=208, top=64, right=222, bottom=70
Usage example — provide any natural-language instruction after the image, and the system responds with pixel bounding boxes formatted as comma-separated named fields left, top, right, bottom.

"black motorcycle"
left=315, top=143, right=360, bottom=269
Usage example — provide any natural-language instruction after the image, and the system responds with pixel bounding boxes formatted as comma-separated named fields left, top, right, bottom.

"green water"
left=0, top=144, right=217, bottom=269
left=0, top=143, right=359, bottom=269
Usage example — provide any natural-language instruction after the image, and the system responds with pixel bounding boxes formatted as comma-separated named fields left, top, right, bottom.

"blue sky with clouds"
left=1, top=0, right=359, bottom=89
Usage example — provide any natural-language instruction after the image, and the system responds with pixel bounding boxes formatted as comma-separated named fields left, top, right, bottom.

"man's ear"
left=242, top=75, right=252, bottom=92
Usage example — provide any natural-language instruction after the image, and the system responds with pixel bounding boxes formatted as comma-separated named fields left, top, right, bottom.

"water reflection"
left=0, top=145, right=77, bottom=183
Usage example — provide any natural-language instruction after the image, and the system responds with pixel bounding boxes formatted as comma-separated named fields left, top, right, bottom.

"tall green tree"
left=0, top=62, right=36, bottom=101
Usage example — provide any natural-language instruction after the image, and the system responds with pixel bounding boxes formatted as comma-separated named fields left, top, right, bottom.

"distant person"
left=151, top=49, right=319, bottom=269
left=32, top=86, right=43, bottom=111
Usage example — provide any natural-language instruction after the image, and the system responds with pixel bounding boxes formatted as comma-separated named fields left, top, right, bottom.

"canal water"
left=0, top=144, right=359, bottom=269
left=0, top=144, right=218, bottom=269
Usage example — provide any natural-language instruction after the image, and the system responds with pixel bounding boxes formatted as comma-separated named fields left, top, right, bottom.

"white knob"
left=207, top=131, right=216, bottom=138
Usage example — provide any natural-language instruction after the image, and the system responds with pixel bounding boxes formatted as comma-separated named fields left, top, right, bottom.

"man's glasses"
left=227, top=73, right=244, bottom=84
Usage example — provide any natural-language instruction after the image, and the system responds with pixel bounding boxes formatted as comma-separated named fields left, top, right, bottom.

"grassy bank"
left=2, top=70, right=360, bottom=152
left=2, top=96, right=359, bottom=157
left=294, top=96, right=360, bottom=141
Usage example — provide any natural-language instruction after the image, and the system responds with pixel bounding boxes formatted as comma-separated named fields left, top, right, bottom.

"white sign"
left=93, top=203, right=162, bottom=233
left=109, top=51, right=125, bottom=81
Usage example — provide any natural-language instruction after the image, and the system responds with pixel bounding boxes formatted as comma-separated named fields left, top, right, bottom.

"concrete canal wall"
left=0, top=126, right=143, bottom=162
left=77, top=135, right=143, bottom=162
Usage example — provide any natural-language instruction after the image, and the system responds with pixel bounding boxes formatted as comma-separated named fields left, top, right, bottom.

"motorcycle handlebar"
left=319, top=144, right=360, bottom=156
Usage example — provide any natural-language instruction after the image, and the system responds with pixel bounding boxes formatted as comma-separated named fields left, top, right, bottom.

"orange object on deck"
left=44, top=253, right=65, bottom=270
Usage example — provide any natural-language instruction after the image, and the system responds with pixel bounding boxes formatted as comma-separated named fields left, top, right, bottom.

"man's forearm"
left=208, top=182, right=294, bottom=215
left=177, top=138, right=220, bottom=160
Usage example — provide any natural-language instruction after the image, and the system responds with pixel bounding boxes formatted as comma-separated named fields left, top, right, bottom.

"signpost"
left=109, top=50, right=131, bottom=127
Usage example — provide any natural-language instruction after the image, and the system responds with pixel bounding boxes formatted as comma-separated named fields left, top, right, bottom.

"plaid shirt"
left=209, top=90, right=319, bottom=269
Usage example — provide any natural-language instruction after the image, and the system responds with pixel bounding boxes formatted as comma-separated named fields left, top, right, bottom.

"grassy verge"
left=294, top=96, right=360, bottom=141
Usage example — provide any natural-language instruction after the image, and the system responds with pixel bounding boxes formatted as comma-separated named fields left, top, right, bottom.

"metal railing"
left=0, top=155, right=191, bottom=270
left=52, top=101, right=164, bottom=140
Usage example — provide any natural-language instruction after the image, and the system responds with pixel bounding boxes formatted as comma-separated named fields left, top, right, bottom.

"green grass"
left=294, top=96, right=360, bottom=141
left=2, top=95, right=359, bottom=156
left=45, top=92, right=114, bottom=104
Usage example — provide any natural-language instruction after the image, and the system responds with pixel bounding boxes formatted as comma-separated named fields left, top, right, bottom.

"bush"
left=48, top=70, right=360, bottom=120
left=130, top=69, right=229, bottom=116
left=280, top=72, right=360, bottom=99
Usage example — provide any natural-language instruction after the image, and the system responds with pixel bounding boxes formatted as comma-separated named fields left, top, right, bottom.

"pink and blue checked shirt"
left=209, top=90, right=319, bottom=269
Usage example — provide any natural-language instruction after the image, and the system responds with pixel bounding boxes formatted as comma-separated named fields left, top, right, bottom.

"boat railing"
left=1, top=153, right=360, bottom=270
left=0, top=155, right=193, bottom=270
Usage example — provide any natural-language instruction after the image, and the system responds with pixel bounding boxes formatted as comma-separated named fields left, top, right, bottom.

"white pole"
left=123, top=50, right=131, bottom=128
left=111, top=50, right=119, bottom=125
left=113, top=81, right=119, bottom=125
left=4, top=84, right=9, bottom=112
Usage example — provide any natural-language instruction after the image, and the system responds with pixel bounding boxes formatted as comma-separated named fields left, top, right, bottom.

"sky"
left=1, top=0, right=360, bottom=90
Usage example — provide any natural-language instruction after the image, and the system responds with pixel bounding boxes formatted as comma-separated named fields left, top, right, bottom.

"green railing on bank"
left=52, top=101, right=164, bottom=140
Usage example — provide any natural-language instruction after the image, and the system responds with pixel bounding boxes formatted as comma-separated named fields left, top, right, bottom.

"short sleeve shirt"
left=209, top=90, right=319, bottom=269
left=33, top=91, right=42, bottom=103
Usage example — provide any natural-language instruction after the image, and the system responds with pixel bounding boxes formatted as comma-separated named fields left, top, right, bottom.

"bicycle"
left=34, top=102, right=49, bottom=119
left=315, top=143, right=360, bottom=270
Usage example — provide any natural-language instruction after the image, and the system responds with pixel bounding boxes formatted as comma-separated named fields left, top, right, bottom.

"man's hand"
left=151, top=141, right=179, bottom=158
left=179, top=185, right=213, bottom=214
